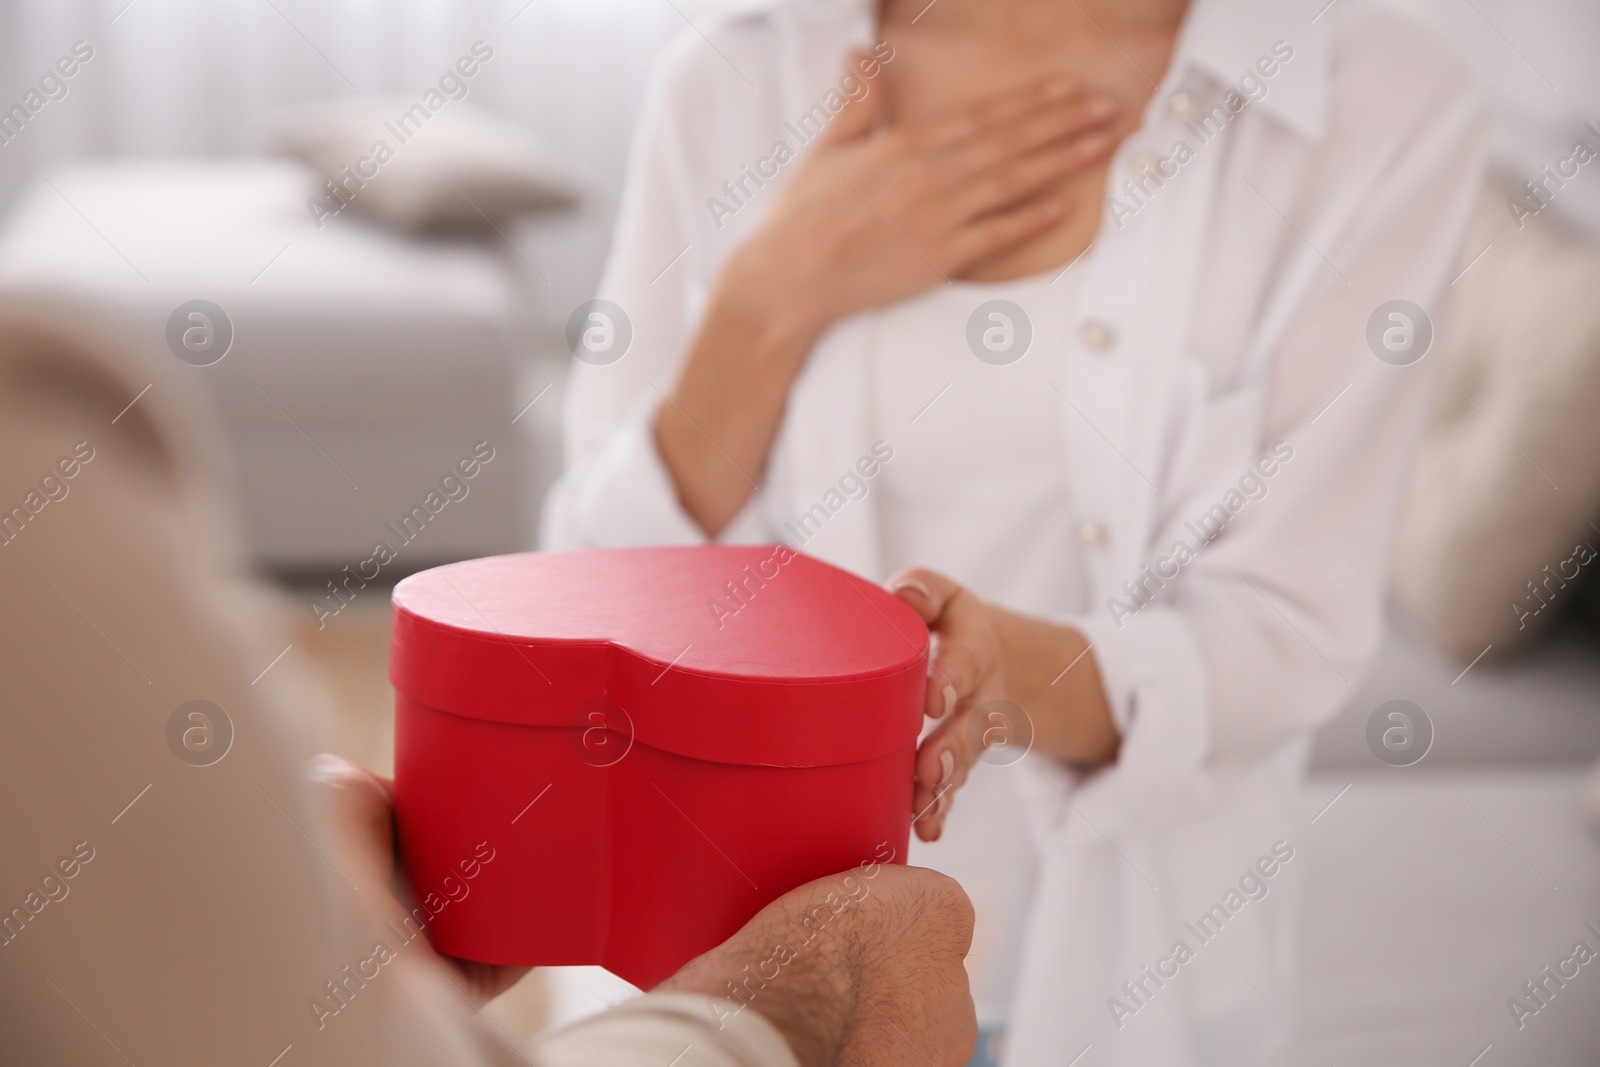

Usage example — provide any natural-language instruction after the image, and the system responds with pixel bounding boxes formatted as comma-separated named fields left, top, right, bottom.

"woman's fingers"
left=961, top=89, right=1117, bottom=166
left=888, top=566, right=961, bottom=621
left=946, top=193, right=1071, bottom=269
left=921, top=75, right=1082, bottom=151
left=891, top=568, right=1008, bottom=841
left=866, top=85, right=1116, bottom=275
left=945, top=126, right=1111, bottom=224
left=890, top=568, right=964, bottom=717
left=744, top=67, right=1119, bottom=327
left=927, top=617, right=991, bottom=717
left=889, top=566, right=994, bottom=718
left=933, top=89, right=1118, bottom=193
left=914, top=696, right=999, bottom=841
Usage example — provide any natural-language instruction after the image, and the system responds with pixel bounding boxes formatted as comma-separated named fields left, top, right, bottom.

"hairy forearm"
left=654, top=252, right=823, bottom=537
left=985, top=604, right=1120, bottom=765
left=656, top=879, right=854, bottom=1067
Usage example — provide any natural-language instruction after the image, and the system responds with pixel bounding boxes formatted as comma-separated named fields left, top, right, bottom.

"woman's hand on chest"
left=874, top=0, right=1181, bottom=281
left=730, top=59, right=1119, bottom=337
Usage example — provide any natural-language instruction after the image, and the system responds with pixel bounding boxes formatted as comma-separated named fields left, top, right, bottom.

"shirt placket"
left=1061, top=66, right=1223, bottom=611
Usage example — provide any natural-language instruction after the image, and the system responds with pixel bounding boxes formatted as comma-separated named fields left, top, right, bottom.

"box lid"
left=390, top=546, right=928, bottom=767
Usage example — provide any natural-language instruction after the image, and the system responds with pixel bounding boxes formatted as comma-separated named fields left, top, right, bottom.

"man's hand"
left=661, top=864, right=977, bottom=1067
left=309, top=754, right=531, bottom=1006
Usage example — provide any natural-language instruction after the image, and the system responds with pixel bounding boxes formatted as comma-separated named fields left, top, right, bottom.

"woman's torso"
left=865, top=263, right=1093, bottom=1024
left=868, top=266, right=1092, bottom=615
left=857, top=4, right=1183, bottom=1022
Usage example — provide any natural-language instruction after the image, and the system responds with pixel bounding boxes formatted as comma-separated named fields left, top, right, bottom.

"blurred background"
left=1, top=0, right=1597, bottom=1062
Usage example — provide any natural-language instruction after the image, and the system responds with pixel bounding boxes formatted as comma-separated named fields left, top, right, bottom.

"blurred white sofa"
left=0, top=159, right=540, bottom=570
left=0, top=0, right=722, bottom=572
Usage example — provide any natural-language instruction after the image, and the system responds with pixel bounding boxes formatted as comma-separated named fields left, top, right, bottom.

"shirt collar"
left=1167, top=0, right=1331, bottom=140
left=731, top=0, right=1332, bottom=140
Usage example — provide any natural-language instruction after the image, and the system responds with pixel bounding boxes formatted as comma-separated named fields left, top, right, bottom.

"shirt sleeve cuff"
left=545, top=392, right=777, bottom=550
left=546, top=394, right=709, bottom=549
left=1018, top=606, right=1212, bottom=845
left=534, top=993, right=801, bottom=1067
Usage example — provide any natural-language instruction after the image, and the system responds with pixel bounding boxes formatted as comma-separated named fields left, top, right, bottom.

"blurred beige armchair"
left=1394, top=175, right=1600, bottom=663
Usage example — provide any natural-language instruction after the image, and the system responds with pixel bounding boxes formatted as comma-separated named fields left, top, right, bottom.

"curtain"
left=0, top=0, right=738, bottom=303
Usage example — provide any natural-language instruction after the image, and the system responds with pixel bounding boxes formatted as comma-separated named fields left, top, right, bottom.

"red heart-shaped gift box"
left=390, top=545, right=928, bottom=988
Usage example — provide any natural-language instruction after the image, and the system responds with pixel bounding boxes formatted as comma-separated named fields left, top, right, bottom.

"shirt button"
left=1077, top=521, right=1109, bottom=547
left=1167, top=91, right=1193, bottom=118
left=1079, top=319, right=1115, bottom=352
left=1128, top=150, right=1160, bottom=176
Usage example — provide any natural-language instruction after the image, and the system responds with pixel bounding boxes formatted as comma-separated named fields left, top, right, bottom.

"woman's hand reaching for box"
left=890, top=567, right=1121, bottom=841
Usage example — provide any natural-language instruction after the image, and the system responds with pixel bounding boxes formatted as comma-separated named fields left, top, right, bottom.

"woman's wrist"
left=718, top=235, right=834, bottom=351
left=652, top=237, right=831, bottom=536
left=664, top=259, right=820, bottom=438
left=984, top=602, right=1120, bottom=766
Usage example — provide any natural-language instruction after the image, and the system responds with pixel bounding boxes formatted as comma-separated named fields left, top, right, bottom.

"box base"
left=394, top=698, right=914, bottom=989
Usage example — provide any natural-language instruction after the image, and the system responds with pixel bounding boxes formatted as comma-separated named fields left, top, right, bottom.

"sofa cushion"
left=268, top=97, right=580, bottom=234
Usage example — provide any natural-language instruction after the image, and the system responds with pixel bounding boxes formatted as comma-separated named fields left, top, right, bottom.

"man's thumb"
left=818, top=51, right=886, bottom=145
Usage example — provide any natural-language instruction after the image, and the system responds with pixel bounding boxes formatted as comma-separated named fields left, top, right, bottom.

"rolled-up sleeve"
left=553, top=389, right=711, bottom=547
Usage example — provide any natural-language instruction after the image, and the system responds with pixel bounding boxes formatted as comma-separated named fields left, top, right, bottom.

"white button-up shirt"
left=543, top=0, right=1486, bottom=1062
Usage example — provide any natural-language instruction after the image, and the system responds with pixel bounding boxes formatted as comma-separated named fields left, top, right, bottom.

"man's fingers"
left=308, top=753, right=394, bottom=810
left=309, top=753, right=398, bottom=879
